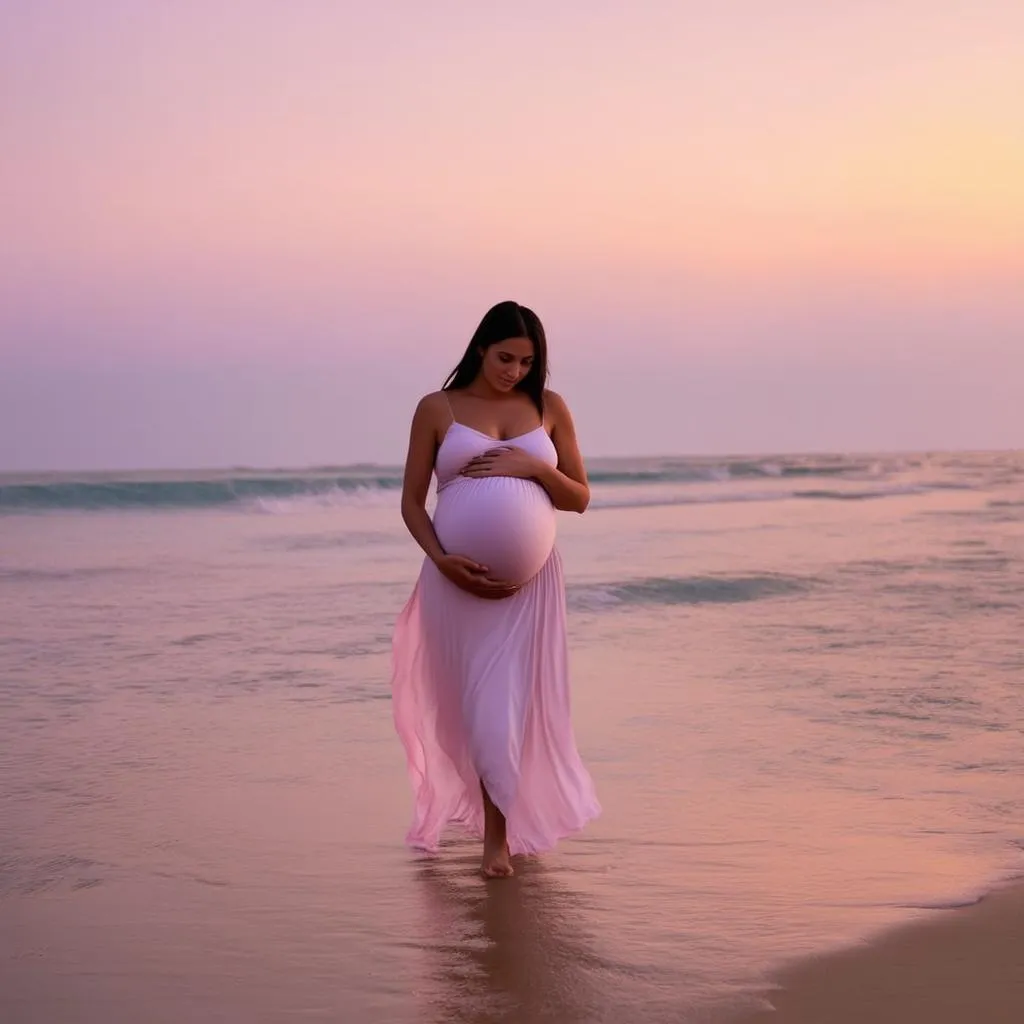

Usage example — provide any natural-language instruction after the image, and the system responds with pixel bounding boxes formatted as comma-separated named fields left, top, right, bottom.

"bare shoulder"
left=419, top=389, right=450, bottom=408
left=414, top=390, right=451, bottom=420
left=407, top=391, right=452, bottom=445
left=543, top=389, right=574, bottom=423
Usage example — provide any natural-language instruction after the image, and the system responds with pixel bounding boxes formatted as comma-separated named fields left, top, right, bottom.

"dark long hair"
left=442, top=301, right=549, bottom=415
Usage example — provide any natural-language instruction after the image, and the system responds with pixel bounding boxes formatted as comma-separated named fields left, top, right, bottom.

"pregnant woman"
left=392, top=300, right=600, bottom=878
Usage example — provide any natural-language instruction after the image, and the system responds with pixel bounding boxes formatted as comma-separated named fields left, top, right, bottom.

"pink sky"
left=1, top=1, right=1022, bottom=469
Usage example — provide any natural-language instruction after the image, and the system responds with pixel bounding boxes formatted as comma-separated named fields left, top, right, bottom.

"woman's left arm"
left=533, top=390, right=590, bottom=514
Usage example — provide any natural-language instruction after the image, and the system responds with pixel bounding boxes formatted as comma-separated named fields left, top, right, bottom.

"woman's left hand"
left=461, top=445, right=542, bottom=481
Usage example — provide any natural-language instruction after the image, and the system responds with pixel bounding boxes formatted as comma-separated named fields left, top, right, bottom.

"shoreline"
left=731, top=878, right=1024, bottom=1022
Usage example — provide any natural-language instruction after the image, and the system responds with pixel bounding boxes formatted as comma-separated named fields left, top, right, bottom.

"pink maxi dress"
left=391, top=418, right=601, bottom=855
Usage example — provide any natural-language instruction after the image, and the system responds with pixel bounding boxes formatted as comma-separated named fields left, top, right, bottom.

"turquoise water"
left=2, top=450, right=1023, bottom=1021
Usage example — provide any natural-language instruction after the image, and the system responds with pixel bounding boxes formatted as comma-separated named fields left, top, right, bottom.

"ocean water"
left=2, top=450, right=1023, bottom=1023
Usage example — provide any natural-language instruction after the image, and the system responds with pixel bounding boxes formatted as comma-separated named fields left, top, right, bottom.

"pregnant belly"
left=433, top=477, right=556, bottom=585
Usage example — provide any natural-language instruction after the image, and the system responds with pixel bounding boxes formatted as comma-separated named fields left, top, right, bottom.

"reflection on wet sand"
left=412, top=844, right=605, bottom=1024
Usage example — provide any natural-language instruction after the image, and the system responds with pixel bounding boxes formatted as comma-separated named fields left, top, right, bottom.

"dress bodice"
left=435, top=422, right=558, bottom=491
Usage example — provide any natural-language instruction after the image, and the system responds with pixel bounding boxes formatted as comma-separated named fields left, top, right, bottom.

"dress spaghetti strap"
left=441, top=389, right=456, bottom=427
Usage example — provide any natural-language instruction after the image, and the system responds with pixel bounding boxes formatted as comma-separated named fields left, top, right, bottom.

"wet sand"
left=735, top=881, right=1024, bottom=1023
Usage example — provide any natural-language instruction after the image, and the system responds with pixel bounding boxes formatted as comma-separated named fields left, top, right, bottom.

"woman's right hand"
left=434, top=554, right=520, bottom=600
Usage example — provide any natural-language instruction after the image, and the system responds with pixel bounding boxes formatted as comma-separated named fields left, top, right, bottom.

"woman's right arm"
left=400, top=394, right=449, bottom=564
left=400, top=394, right=519, bottom=599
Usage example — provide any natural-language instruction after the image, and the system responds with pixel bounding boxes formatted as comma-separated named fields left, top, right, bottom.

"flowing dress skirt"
left=391, top=549, right=600, bottom=855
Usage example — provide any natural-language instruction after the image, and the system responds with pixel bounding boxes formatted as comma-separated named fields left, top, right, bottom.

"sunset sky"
left=1, top=1, right=1021, bottom=470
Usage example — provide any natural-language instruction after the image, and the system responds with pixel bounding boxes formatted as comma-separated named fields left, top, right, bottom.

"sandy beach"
left=736, top=881, right=1024, bottom=1023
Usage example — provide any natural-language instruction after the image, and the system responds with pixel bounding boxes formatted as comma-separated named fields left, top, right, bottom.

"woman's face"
left=479, top=337, right=535, bottom=392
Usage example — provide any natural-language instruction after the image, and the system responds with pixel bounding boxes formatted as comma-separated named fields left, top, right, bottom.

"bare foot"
left=479, top=779, right=514, bottom=878
left=481, top=838, right=514, bottom=879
